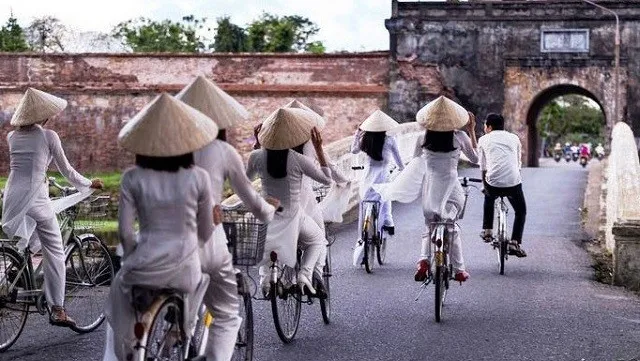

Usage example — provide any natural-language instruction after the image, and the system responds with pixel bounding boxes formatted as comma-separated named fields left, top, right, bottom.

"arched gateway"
left=385, top=0, right=639, bottom=166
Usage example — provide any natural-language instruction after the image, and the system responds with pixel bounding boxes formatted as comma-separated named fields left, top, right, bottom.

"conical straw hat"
left=118, top=93, right=218, bottom=156
left=359, top=109, right=399, bottom=132
left=416, top=96, right=469, bottom=131
left=258, top=108, right=316, bottom=150
left=10, top=88, right=68, bottom=126
left=283, top=99, right=326, bottom=129
left=175, top=75, right=249, bottom=129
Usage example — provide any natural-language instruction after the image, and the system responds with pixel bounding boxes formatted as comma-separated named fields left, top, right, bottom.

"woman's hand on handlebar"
left=90, top=178, right=104, bottom=190
left=265, top=196, right=281, bottom=210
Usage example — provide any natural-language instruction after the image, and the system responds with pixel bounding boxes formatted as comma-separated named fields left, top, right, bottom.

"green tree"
left=246, top=13, right=324, bottom=53
left=213, top=17, right=247, bottom=52
left=539, top=94, right=605, bottom=145
left=26, top=16, right=66, bottom=52
left=0, top=14, right=29, bottom=52
left=112, top=15, right=208, bottom=53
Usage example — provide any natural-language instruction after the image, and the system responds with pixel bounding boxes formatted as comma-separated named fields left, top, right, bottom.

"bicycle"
left=222, top=202, right=269, bottom=361
left=312, top=183, right=335, bottom=325
left=129, top=276, right=210, bottom=361
left=415, top=177, right=482, bottom=323
left=491, top=196, right=510, bottom=276
left=0, top=177, right=115, bottom=352
left=352, top=166, right=393, bottom=273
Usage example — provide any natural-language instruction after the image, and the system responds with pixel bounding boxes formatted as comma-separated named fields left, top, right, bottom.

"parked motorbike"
left=554, top=152, right=562, bottom=162
left=572, top=151, right=580, bottom=162
left=564, top=152, right=572, bottom=162
left=579, top=155, right=589, bottom=168
left=596, top=152, right=605, bottom=161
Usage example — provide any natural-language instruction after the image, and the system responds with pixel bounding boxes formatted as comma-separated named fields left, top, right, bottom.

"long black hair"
left=360, top=131, right=386, bottom=161
left=266, top=143, right=305, bottom=179
left=135, top=153, right=194, bottom=172
left=216, top=129, right=227, bottom=142
left=422, top=130, right=456, bottom=153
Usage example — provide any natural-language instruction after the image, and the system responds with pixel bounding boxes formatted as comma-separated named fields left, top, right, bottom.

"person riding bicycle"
left=284, top=99, right=348, bottom=295
left=102, top=94, right=216, bottom=361
left=350, top=110, right=404, bottom=263
left=372, top=96, right=477, bottom=282
left=478, top=113, right=527, bottom=258
left=177, top=76, right=278, bottom=361
left=1, top=88, right=103, bottom=328
left=247, top=108, right=332, bottom=295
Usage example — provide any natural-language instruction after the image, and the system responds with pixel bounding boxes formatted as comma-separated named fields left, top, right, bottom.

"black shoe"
left=382, top=226, right=395, bottom=236
left=480, top=231, right=493, bottom=243
left=508, top=243, right=527, bottom=258
left=312, top=274, right=328, bottom=299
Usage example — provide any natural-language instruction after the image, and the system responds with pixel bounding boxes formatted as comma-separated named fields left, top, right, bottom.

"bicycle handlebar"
left=48, top=177, right=76, bottom=195
left=459, top=177, right=483, bottom=187
left=351, top=166, right=365, bottom=170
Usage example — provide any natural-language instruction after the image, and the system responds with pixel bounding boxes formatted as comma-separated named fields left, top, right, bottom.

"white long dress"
left=350, top=132, right=405, bottom=236
left=194, top=139, right=275, bottom=361
left=246, top=149, right=331, bottom=275
left=103, top=166, right=213, bottom=361
left=300, top=141, right=349, bottom=277
left=1, top=125, right=91, bottom=307
left=376, top=130, right=478, bottom=271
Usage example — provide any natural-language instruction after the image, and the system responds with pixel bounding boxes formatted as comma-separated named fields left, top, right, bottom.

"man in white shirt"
left=477, top=113, right=527, bottom=257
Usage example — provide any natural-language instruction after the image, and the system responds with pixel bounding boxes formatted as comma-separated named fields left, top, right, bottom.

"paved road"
left=4, top=159, right=640, bottom=361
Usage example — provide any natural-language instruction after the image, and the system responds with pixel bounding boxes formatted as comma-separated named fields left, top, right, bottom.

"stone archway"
left=502, top=64, right=624, bottom=167
left=525, top=84, right=606, bottom=167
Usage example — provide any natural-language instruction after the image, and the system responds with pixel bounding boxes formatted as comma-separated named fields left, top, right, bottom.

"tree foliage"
left=26, top=16, right=66, bottom=52
left=246, top=13, right=322, bottom=52
left=0, top=14, right=29, bottom=52
left=213, top=17, right=247, bottom=52
left=538, top=94, right=605, bottom=144
left=112, top=15, right=208, bottom=53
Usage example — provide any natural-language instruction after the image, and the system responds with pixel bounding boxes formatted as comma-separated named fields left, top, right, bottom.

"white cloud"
left=0, top=0, right=392, bottom=51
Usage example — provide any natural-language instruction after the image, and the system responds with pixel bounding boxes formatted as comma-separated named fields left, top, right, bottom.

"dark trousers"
left=482, top=183, right=527, bottom=243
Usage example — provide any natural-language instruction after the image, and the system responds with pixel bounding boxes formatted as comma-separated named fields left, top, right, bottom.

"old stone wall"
left=386, top=0, right=640, bottom=166
left=0, top=52, right=390, bottom=173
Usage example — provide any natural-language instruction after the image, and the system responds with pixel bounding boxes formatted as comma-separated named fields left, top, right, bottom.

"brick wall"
left=0, top=52, right=390, bottom=173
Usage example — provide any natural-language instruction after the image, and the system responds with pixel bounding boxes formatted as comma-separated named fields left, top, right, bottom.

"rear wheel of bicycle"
left=143, top=296, right=186, bottom=361
left=64, top=236, right=115, bottom=333
left=362, top=230, right=373, bottom=274
left=233, top=291, right=254, bottom=361
left=270, top=265, right=301, bottom=344
left=189, top=305, right=210, bottom=358
left=320, top=246, right=331, bottom=324
left=434, top=265, right=446, bottom=323
left=0, top=246, right=29, bottom=352
left=376, top=231, right=387, bottom=265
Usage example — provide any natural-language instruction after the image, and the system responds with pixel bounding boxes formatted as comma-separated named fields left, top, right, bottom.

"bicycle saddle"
left=131, top=286, right=180, bottom=313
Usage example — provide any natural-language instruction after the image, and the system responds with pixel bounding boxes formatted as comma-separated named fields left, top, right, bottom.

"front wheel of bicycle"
left=64, top=236, right=115, bottom=333
left=0, top=246, right=30, bottom=352
left=233, top=291, right=254, bottom=361
left=434, top=265, right=446, bottom=323
left=320, top=246, right=331, bottom=324
left=270, top=265, right=301, bottom=344
left=141, top=296, right=186, bottom=361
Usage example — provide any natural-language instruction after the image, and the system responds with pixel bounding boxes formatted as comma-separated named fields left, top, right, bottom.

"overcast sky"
left=0, top=0, right=404, bottom=52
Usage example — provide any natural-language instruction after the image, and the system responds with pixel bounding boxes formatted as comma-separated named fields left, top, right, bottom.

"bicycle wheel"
left=498, top=235, right=507, bottom=276
left=362, top=229, right=374, bottom=274
left=270, top=265, right=301, bottom=343
left=233, top=291, right=254, bottom=361
left=434, top=265, right=446, bottom=323
left=143, top=296, right=186, bottom=361
left=0, top=246, right=29, bottom=352
left=376, top=231, right=387, bottom=265
left=320, top=246, right=331, bottom=324
left=64, top=236, right=115, bottom=333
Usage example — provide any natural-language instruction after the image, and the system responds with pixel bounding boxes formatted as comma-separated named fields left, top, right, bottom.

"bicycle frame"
left=496, top=197, right=508, bottom=239
left=361, top=200, right=380, bottom=236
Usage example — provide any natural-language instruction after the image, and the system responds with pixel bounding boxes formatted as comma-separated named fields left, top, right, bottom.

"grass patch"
left=0, top=171, right=121, bottom=195
left=76, top=219, right=119, bottom=233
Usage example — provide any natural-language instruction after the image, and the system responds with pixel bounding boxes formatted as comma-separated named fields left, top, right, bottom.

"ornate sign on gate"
left=540, top=29, right=590, bottom=53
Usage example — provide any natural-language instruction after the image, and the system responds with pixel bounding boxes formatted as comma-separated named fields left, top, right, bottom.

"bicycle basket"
left=222, top=206, right=267, bottom=266
left=73, top=196, right=111, bottom=234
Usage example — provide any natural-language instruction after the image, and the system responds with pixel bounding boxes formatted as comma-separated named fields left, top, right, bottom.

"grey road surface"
left=3, top=160, right=640, bottom=361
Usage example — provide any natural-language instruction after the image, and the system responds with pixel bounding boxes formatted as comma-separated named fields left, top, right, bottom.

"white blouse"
left=195, top=139, right=274, bottom=222
left=2, top=125, right=91, bottom=248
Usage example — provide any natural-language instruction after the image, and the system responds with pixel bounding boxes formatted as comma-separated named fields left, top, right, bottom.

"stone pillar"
left=612, top=220, right=640, bottom=291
